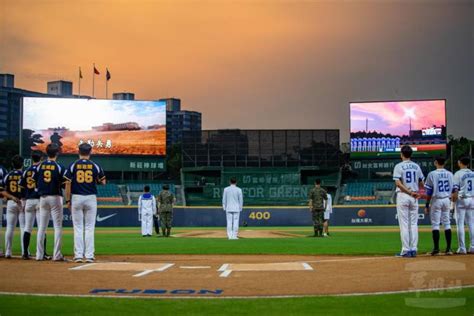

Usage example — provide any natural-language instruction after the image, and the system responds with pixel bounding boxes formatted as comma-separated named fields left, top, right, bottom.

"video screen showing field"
left=22, top=98, right=166, bottom=156
left=350, top=100, right=446, bottom=158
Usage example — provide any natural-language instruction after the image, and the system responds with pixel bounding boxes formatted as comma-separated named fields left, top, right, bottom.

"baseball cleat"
left=5, top=255, right=12, bottom=259
left=395, top=252, right=411, bottom=258
left=445, top=249, right=453, bottom=256
left=409, top=251, right=417, bottom=257
left=456, top=248, right=467, bottom=255
left=53, top=257, right=70, bottom=262
left=430, top=249, right=440, bottom=256
left=22, top=254, right=31, bottom=260
left=85, top=258, right=95, bottom=263
left=43, top=254, right=52, bottom=261
left=73, top=258, right=83, bottom=263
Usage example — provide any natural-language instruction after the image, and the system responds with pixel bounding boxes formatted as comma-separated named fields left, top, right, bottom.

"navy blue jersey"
left=3, top=170, right=23, bottom=199
left=19, top=164, right=40, bottom=199
left=35, top=160, right=66, bottom=196
left=64, top=159, right=105, bottom=195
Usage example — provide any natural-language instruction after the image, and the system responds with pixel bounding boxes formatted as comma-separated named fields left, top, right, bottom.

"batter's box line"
left=133, top=263, right=175, bottom=277
left=217, top=262, right=313, bottom=278
left=70, top=263, right=97, bottom=270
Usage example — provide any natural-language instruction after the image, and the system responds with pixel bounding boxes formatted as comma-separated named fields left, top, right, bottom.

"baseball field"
left=0, top=226, right=473, bottom=315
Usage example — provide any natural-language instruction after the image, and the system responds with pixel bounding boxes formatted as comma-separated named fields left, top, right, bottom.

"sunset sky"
left=1, top=0, right=472, bottom=142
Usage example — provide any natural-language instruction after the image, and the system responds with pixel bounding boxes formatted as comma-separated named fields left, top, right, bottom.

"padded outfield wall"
left=1, top=205, right=439, bottom=227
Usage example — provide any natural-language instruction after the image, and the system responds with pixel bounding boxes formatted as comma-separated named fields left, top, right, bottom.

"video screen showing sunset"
left=22, top=97, right=166, bottom=156
left=350, top=100, right=446, bottom=158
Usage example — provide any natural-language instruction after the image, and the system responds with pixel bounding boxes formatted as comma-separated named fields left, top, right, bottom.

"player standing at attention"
left=452, top=156, right=474, bottom=254
left=35, top=143, right=67, bottom=261
left=19, top=150, right=51, bottom=260
left=138, top=185, right=156, bottom=237
left=308, top=179, right=328, bottom=237
left=222, top=179, right=242, bottom=240
left=64, top=143, right=106, bottom=263
left=323, top=192, right=333, bottom=237
left=393, top=145, right=424, bottom=257
left=0, top=163, right=8, bottom=257
left=2, top=155, right=23, bottom=258
left=158, top=185, right=176, bottom=237
left=424, top=156, right=454, bottom=255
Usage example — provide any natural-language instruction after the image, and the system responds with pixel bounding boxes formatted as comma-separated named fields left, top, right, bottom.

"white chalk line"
left=220, top=270, right=233, bottom=278
left=218, top=264, right=229, bottom=272
left=1, top=284, right=473, bottom=300
left=302, top=263, right=313, bottom=270
left=69, top=263, right=97, bottom=271
left=133, top=263, right=175, bottom=277
left=133, top=270, right=154, bottom=277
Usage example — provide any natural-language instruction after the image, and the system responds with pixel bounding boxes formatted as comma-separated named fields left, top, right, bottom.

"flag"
left=106, top=68, right=111, bottom=81
left=79, top=67, right=83, bottom=79
left=94, top=66, right=100, bottom=75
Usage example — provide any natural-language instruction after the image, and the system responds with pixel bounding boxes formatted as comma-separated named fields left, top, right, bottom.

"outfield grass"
left=6, top=226, right=459, bottom=256
left=0, top=288, right=472, bottom=316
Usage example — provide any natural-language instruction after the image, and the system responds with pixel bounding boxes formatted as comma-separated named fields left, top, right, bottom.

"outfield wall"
left=2, top=205, right=444, bottom=227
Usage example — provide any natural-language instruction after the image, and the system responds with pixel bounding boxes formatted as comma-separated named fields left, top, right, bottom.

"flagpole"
left=92, top=63, right=95, bottom=98
left=78, top=67, right=81, bottom=97
left=106, top=71, right=108, bottom=99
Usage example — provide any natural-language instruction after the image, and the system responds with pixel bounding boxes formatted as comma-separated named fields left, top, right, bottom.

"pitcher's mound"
left=174, top=229, right=300, bottom=238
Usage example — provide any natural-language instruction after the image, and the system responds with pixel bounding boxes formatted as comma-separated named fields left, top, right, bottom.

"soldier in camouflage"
left=157, top=185, right=176, bottom=237
left=308, top=179, right=328, bottom=237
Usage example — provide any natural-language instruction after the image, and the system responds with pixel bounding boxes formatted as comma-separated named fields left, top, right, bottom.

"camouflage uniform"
left=308, top=186, right=328, bottom=237
left=158, top=190, right=175, bottom=236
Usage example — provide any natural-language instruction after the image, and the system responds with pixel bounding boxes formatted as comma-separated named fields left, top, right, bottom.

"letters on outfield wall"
left=2, top=205, right=445, bottom=227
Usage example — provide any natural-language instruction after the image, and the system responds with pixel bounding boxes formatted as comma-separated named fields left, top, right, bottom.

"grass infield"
left=0, top=289, right=472, bottom=316
left=6, top=226, right=460, bottom=256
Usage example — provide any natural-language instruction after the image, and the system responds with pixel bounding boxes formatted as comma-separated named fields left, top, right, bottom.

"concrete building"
left=160, top=98, right=181, bottom=112
left=159, top=98, right=202, bottom=146
left=113, top=92, right=135, bottom=100
left=47, top=80, right=73, bottom=96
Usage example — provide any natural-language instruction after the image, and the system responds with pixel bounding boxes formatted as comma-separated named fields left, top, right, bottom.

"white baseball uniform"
left=453, top=168, right=474, bottom=252
left=393, top=160, right=424, bottom=254
left=3, top=170, right=24, bottom=257
left=35, top=160, right=66, bottom=261
left=138, top=193, right=156, bottom=236
left=222, top=184, right=243, bottom=240
left=424, top=168, right=453, bottom=230
left=64, top=159, right=105, bottom=260
left=324, top=194, right=333, bottom=220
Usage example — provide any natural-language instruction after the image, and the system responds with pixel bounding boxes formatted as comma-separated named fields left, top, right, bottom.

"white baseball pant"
left=36, top=196, right=63, bottom=261
left=455, top=197, right=474, bottom=252
left=0, top=199, right=3, bottom=256
left=5, top=200, right=25, bottom=257
left=71, top=195, right=97, bottom=259
left=429, top=197, right=451, bottom=230
left=226, top=211, right=240, bottom=239
left=396, top=193, right=419, bottom=253
left=141, top=210, right=153, bottom=236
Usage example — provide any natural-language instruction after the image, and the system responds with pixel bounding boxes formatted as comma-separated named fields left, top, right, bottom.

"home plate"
left=218, top=262, right=313, bottom=277
left=70, top=262, right=174, bottom=277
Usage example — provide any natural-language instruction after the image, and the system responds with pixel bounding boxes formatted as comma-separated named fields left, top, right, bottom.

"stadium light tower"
left=403, top=107, right=416, bottom=132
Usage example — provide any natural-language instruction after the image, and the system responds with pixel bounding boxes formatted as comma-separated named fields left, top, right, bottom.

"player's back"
left=36, top=160, right=65, bottom=196
left=65, top=159, right=105, bottom=195
left=3, top=170, right=23, bottom=199
left=425, top=168, right=453, bottom=199
left=393, top=160, right=424, bottom=192
left=20, top=165, right=40, bottom=199
left=454, top=168, right=474, bottom=198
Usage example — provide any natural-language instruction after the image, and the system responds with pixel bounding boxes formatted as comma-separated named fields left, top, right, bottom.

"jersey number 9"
left=44, top=170, right=52, bottom=183
left=27, top=177, right=35, bottom=189
left=76, top=170, right=93, bottom=183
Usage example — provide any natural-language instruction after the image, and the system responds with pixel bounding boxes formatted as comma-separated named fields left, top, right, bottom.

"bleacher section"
left=182, top=167, right=341, bottom=206
left=340, top=181, right=394, bottom=205
left=96, top=183, right=182, bottom=206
